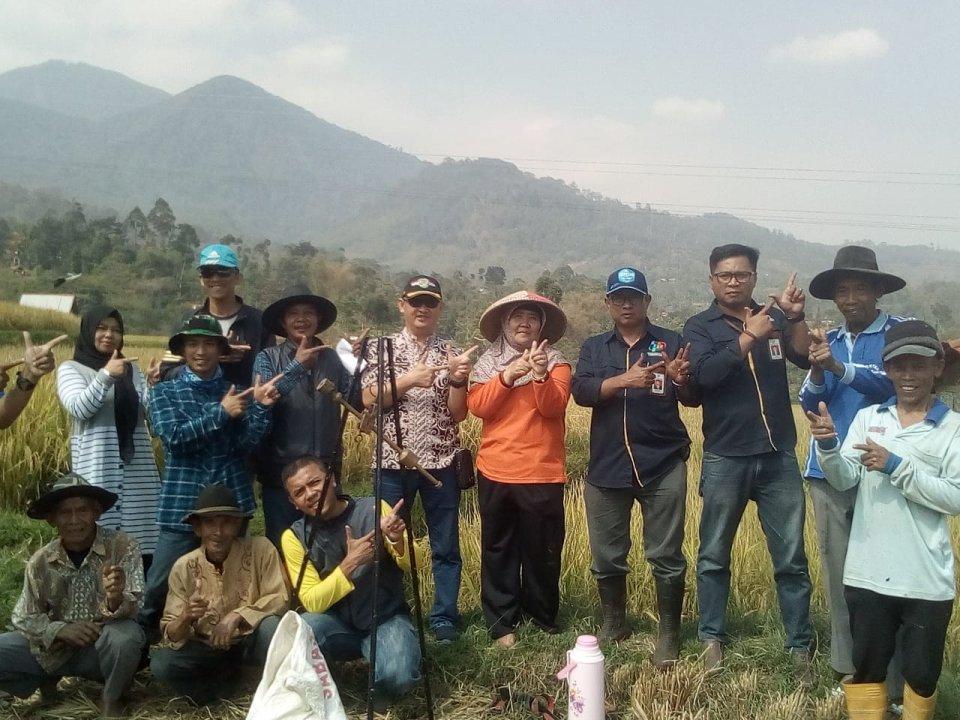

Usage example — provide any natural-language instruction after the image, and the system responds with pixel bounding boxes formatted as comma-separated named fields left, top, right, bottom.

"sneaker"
left=433, top=624, right=459, bottom=644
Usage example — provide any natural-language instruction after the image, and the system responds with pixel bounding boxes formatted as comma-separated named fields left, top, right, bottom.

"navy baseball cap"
left=606, top=267, right=648, bottom=296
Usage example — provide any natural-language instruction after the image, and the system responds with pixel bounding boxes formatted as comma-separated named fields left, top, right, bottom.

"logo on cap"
left=618, top=268, right=636, bottom=283
left=411, top=277, right=434, bottom=289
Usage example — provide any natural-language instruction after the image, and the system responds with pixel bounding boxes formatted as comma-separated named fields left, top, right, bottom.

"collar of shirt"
left=835, top=311, right=890, bottom=344
left=602, top=323, right=670, bottom=350
left=201, top=296, right=248, bottom=320
left=44, top=526, right=108, bottom=569
left=182, top=366, right=224, bottom=384
left=398, top=327, right=437, bottom=350
left=877, top=396, right=951, bottom=427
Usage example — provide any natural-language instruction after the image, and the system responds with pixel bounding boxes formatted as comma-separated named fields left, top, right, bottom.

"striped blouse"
left=56, top=361, right=161, bottom=554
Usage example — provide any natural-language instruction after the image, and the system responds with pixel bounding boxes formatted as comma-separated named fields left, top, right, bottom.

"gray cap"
left=881, top=320, right=943, bottom=362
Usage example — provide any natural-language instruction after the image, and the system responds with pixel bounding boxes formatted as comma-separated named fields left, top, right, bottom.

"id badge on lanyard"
left=768, top=337, right=783, bottom=361
left=647, top=340, right=667, bottom=395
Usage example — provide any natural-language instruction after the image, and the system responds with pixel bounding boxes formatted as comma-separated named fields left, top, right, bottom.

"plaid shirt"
left=148, top=370, right=271, bottom=532
left=12, top=526, right=143, bottom=672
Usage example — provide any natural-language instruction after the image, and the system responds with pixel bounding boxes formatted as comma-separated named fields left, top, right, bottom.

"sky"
left=1, top=0, right=959, bottom=250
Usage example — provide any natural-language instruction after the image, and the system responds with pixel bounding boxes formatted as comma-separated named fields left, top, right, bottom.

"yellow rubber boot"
left=842, top=681, right=887, bottom=719
left=902, top=684, right=937, bottom=720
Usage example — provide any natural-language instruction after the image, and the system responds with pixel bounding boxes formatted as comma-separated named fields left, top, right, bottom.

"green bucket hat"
left=168, top=314, right=230, bottom=357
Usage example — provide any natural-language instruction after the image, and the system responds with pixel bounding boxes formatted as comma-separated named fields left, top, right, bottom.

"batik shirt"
left=12, top=526, right=144, bottom=671
left=361, top=328, right=461, bottom=470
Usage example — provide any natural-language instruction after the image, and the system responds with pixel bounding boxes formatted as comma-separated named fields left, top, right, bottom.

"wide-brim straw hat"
left=478, top=291, right=568, bottom=344
left=809, top=245, right=906, bottom=300
left=27, top=472, right=117, bottom=520
left=261, top=284, right=338, bottom=338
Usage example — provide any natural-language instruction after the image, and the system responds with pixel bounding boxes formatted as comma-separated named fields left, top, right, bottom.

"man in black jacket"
left=571, top=267, right=695, bottom=666
left=158, top=243, right=273, bottom=387
left=253, top=285, right=359, bottom=546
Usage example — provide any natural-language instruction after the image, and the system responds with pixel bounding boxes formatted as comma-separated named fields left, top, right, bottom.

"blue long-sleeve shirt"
left=799, top=312, right=905, bottom=479
left=149, top=368, right=272, bottom=532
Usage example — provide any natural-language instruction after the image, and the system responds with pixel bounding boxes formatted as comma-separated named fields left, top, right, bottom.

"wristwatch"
left=15, top=371, right=37, bottom=392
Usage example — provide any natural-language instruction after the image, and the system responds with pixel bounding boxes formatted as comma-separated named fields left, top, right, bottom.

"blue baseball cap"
left=606, top=267, right=648, bottom=296
left=197, top=244, right=240, bottom=270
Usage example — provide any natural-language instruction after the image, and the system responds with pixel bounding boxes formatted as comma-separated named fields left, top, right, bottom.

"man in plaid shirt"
left=138, top=315, right=282, bottom=636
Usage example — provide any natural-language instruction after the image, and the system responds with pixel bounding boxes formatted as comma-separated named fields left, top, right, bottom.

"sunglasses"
left=405, top=295, right=440, bottom=309
left=199, top=267, right=238, bottom=279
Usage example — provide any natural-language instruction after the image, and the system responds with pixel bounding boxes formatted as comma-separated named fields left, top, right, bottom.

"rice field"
left=0, top=340, right=958, bottom=719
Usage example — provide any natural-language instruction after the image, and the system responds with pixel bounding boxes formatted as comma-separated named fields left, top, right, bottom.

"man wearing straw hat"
left=0, top=473, right=145, bottom=718
left=799, top=245, right=908, bottom=689
left=253, top=284, right=356, bottom=547
left=150, top=484, right=289, bottom=704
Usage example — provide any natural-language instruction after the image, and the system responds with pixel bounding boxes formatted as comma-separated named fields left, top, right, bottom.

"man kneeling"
left=151, top=484, right=289, bottom=704
left=0, top=473, right=145, bottom=718
left=281, top=456, right=421, bottom=712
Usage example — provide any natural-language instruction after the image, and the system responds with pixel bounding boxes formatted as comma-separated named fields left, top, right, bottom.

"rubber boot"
left=902, top=683, right=937, bottom=720
left=842, top=681, right=887, bottom=720
left=596, top=575, right=631, bottom=642
left=652, top=579, right=683, bottom=668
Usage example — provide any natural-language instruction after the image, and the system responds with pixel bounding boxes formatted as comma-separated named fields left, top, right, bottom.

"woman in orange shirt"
left=468, top=291, right=571, bottom=648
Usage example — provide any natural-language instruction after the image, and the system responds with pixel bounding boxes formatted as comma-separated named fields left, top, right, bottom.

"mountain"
left=0, top=64, right=425, bottom=239
left=321, top=158, right=960, bottom=303
left=0, top=60, right=169, bottom=121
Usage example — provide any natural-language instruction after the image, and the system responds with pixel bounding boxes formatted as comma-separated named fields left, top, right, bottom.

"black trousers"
left=845, top=585, right=953, bottom=697
left=478, top=474, right=565, bottom=639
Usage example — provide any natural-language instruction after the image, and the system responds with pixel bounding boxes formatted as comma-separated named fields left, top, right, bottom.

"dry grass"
left=1, top=342, right=959, bottom=718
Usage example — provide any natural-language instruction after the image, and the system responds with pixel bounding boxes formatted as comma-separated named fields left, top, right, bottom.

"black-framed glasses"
left=199, top=267, right=238, bottom=279
left=712, top=271, right=755, bottom=284
left=406, top=296, right=440, bottom=309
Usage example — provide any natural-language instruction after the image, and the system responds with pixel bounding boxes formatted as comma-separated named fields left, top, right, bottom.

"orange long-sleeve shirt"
left=467, top=364, right=571, bottom=483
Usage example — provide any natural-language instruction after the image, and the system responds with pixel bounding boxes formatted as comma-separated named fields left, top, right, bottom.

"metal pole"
left=366, top=337, right=386, bottom=720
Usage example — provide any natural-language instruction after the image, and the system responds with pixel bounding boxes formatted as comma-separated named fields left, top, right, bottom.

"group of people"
left=0, top=240, right=958, bottom=720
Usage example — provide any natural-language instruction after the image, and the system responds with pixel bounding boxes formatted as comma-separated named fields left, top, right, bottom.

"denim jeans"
left=261, top=483, right=303, bottom=548
left=138, top=528, right=200, bottom=633
left=379, top=466, right=461, bottom=629
left=696, top=450, right=813, bottom=649
left=301, top=612, right=421, bottom=696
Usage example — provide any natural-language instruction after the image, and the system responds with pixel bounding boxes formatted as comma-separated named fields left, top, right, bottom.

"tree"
left=123, top=207, right=147, bottom=245
left=147, top=198, right=177, bottom=243
left=483, top=265, right=506, bottom=286
left=535, top=273, right=563, bottom=304
left=170, top=223, right=200, bottom=260
left=287, top=241, right=319, bottom=259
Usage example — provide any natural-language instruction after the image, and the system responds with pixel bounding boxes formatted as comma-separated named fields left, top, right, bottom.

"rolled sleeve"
left=839, top=362, right=857, bottom=386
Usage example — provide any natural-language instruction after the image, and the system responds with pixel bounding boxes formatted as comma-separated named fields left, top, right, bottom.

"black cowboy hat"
left=27, top=472, right=117, bottom=520
left=261, top=284, right=338, bottom=338
left=181, top=483, right=251, bottom=524
left=809, top=245, right=906, bottom=300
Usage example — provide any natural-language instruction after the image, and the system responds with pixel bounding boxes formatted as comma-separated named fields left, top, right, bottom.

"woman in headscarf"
left=468, top=291, right=571, bottom=648
left=56, top=306, right=160, bottom=567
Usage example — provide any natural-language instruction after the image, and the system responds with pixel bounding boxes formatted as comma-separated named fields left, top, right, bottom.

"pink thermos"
left=556, top=634, right=605, bottom=720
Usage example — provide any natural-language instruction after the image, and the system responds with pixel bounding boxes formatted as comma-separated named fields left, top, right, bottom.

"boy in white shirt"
left=808, top=320, right=960, bottom=720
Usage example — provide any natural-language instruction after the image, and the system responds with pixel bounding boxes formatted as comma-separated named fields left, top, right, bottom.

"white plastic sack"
left=246, top=611, right=348, bottom=720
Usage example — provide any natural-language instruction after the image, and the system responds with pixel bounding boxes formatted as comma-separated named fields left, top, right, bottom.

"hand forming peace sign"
left=769, top=272, right=806, bottom=319
left=529, top=340, right=550, bottom=381
left=805, top=401, right=837, bottom=444
left=381, top=499, right=406, bottom=544
left=104, top=349, right=139, bottom=379
left=665, top=343, right=692, bottom=385
left=23, top=331, right=69, bottom=382
left=853, top=437, right=892, bottom=473
left=446, top=343, right=478, bottom=384
left=405, top=349, right=446, bottom=389
left=503, top=349, right=533, bottom=385
left=620, top=352, right=665, bottom=390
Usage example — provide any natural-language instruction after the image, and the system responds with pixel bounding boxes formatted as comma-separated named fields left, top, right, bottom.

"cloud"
left=770, top=28, right=889, bottom=64
left=651, top=97, right=725, bottom=123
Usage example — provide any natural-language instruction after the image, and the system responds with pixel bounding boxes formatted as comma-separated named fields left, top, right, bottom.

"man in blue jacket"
left=571, top=268, right=696, bottom=667
left=139, top=314, right=282, bottom=635
left=800, top=245, right=906, bottom=686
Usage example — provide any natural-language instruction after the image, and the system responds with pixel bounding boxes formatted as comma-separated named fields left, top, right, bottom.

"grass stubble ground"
left=0, top=341, right=957, bottom=719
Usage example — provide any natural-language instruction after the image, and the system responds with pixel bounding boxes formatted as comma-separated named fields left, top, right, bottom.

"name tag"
left=768, top=338, right=783, bottom=361
left=868, top=426, right=886, bottom=435
left=652, top=373, right=666, bottom=396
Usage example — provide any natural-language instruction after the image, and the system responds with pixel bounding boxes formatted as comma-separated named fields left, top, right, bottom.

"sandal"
left=486, top=686, right=556, bottom=720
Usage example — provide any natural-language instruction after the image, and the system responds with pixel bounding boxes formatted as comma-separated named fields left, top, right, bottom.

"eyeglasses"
left=607, top=291, right=645, bottom=307
left=405, top=296, right=440, bottom=309
left=199, top=267, right=238, bottom=279
left=712, top=271, right=755, bottom=284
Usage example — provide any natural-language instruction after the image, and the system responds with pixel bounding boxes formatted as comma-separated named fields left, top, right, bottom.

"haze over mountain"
left=0, top=59, right=957, bottom=292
